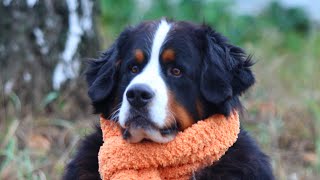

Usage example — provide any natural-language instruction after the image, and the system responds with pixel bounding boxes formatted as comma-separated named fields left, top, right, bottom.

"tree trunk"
left=0, top=0, right=99, bottom=122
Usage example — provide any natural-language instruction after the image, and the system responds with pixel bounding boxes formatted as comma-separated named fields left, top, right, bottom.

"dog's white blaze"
left=119, top=20, right=171, bottom=129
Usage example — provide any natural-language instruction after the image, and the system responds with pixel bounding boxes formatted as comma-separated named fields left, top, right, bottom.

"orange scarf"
left=98, top=111, right=240, bottom=180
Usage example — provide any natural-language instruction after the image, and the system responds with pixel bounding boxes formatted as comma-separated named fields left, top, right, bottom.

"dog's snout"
left=126, top=84, right=154, bottom=107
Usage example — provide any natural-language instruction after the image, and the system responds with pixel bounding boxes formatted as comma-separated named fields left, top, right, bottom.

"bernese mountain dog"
left=63, top=19, right=274, bottom=179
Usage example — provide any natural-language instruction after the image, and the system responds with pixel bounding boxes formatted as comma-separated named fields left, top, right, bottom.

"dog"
left=63, top=19, right=274, bottom=179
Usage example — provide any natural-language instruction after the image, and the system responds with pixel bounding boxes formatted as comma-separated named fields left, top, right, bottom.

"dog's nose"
left=126, top=84, right=154, bottom=107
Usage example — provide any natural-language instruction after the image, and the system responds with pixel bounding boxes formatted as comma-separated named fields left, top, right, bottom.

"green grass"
left=307, top=100, right=320, bottom=171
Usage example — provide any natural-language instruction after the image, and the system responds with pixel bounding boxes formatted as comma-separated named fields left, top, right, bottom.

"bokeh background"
left=1, top=0, right=320, bottom=179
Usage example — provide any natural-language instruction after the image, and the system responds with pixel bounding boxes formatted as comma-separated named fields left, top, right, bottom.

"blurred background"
left=1, top=0, right=319, bottom=179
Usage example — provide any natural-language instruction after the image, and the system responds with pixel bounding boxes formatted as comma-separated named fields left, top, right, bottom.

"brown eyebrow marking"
left=162, top=49, right=175, bottom=62
left=134, top=49, right=145, bottom=63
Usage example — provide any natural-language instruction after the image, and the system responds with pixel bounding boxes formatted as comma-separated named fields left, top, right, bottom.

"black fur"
left=195, top=130, right=273, bottom=180
left=86, top=28, right=132, bottom=115
left=63, top=127, right=103, bottom=180
left=200, top=25, right=255, bottom=117
left=63, top=20, right=274, bottom=179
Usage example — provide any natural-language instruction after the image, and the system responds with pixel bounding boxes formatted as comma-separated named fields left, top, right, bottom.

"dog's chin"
left=123, top=127, right=176, bottom=143
left=121, top=119, right=177, bottom=143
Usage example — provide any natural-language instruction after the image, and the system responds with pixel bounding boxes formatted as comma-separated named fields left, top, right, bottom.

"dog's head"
left=86, top=19, right=254, bottom=143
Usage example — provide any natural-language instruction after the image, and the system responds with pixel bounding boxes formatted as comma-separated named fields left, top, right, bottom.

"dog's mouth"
left=121, top=115, right=178, bottom=143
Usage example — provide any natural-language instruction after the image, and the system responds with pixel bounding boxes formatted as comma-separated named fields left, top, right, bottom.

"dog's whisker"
left=110, top=110, right=120, bottom=120
left=108, top=103, right=122, bottom=122
left=166, top=110, right=177, bottom=129
left=108, top=110, right=119, bottom=120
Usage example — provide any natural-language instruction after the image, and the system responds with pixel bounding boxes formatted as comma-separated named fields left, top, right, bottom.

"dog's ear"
left=200, top=26, right=233, bottom=105
left=200, top=60, right=232, bottom=105
left=200, top=26, right=255, bottom=105
left=86, top=28, right=131, bottom=103
left=230, top=52, right=255, bottom=96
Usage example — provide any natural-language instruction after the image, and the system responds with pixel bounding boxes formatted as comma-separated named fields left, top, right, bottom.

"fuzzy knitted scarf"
left=98, top=111, right=240, bottom=180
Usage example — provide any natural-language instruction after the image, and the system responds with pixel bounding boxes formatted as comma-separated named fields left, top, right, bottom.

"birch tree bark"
left=0, top=0, right=99, bottom=120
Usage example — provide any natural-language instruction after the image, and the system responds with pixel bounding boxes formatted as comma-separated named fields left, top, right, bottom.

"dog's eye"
left=169, top=67, right=182, bottom=77
left=130, top=65, right=140, bottom=74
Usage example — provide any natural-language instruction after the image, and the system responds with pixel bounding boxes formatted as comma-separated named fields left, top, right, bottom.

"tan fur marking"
left=162, top=49, right=175, bottom=62
left=167, top=91, right=194, bottom=130
left=134, top=49, right=144, bottom=63
left=115, top=59, right=122, bottom=67
left=196, top=99, right=204, bottom=119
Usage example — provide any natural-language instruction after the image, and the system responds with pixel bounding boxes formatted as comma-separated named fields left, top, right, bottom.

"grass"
left=241, top=27, right=320, bottom=179
left=307, top=100, right=320, bottom=171
left=0, top=110, right=93, bottom=179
